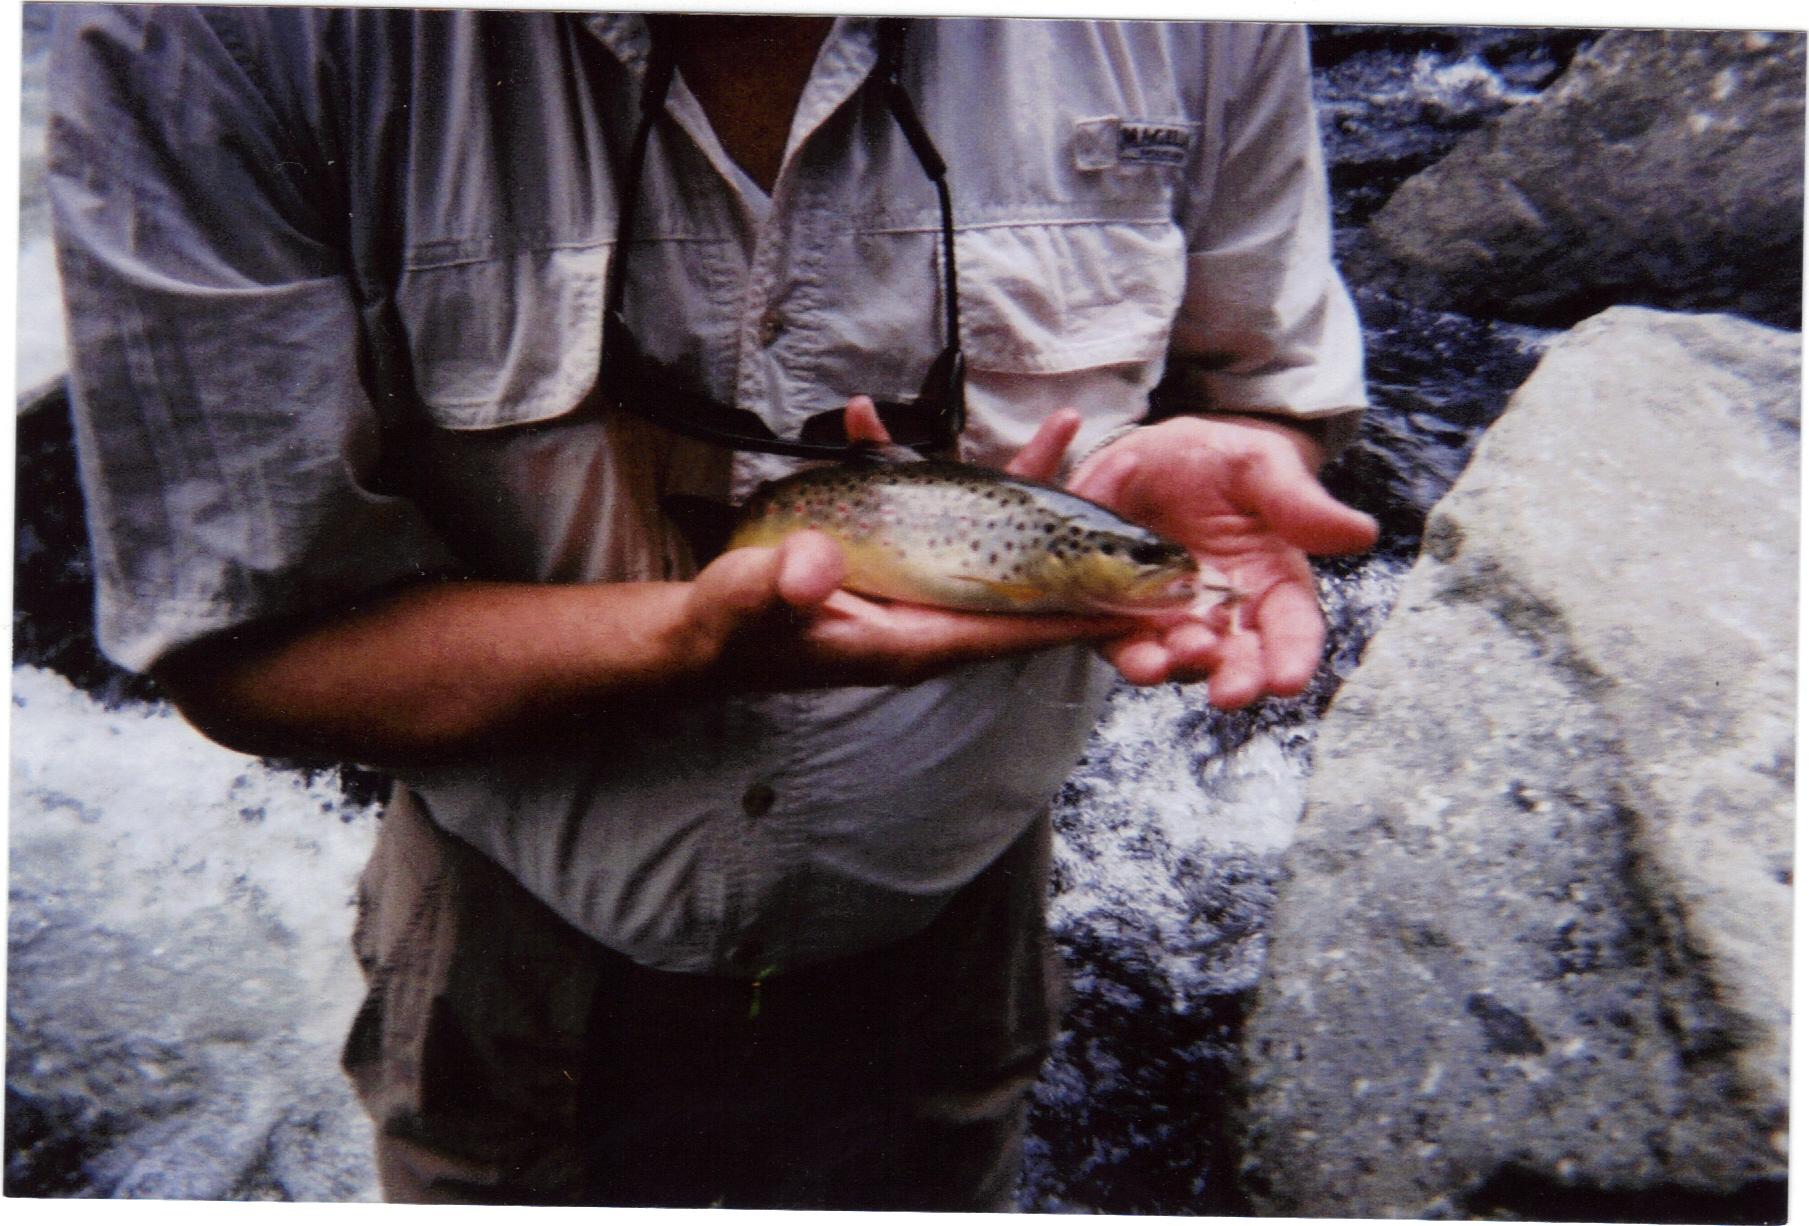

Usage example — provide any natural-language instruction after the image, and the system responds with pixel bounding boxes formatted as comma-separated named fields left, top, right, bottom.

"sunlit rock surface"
left=1240, top=308, right=1796, bottom=1221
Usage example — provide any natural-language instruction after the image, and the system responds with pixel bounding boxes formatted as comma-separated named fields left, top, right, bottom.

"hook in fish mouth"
left=1194, top=564, right=1240, bottom=602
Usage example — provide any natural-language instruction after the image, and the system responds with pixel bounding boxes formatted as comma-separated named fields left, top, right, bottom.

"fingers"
left=1102, top=634, right=1172, bottom=687
left=843, top=395, right=892, bottom=445
left=1233, top=449, right=1378, bottom=556
left=1254, top=580, right=1327, bottom=696
left=1069, top=445, right=1140, bottom=506
left=773, top=530, right=846, bottom=609
left=1200, top=627, right=1265, bottom=709
left=1005, top=408, right=1082, bottom=480
left=1102, top=575, right=1327, bottom=707
left=696, top=545, right=788, bottom=625
left=925, top=609, right=1132, bottom=658
left=694, top=531, right=844, bottom=633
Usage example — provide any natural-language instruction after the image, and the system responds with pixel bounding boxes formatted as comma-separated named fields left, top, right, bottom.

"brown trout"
left=727, top=460, right=1204, bottom=614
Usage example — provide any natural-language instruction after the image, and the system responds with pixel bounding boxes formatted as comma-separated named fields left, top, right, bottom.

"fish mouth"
left=1085, top=571, right=1202, bottom=614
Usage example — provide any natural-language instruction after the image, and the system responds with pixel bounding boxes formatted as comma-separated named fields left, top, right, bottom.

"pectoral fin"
left=952, top=576, right=1049, bottom=605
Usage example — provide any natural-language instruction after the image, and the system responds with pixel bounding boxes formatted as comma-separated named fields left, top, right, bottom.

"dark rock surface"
left=1312, top=25, right=1600, bottom=239
left=1349, top=30, right=1806, bottom=330
left=1240, top=308, right=1797, bottom=1221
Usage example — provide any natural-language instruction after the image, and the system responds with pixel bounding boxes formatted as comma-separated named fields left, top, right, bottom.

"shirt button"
left=741, top=781, right=776, bottom=819
left=757, top=307, right=783, bottom=347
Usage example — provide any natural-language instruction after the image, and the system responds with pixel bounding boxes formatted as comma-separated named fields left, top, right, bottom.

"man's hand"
left=155, top=401, right=1126, bottom=771
left=1064, top=415, right=1377, bottom=708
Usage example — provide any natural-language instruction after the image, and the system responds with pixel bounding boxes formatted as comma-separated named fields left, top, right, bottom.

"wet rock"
left=1320, top=287, right=1553, bottom=557
left=1351, top=30, right=1806, bottom=329
left=1312, top=26, right=1600, bottom=236
left=1239, top=308, right=1797, bottom=1219
left=1026, top=554, right=1410, bottom=1210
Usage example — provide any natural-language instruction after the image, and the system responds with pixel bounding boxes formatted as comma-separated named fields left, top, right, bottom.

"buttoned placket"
left=591, top=16, right=886, bottom=502
left=587, top=19, right=937, bottom=964
left=723, top=20, right=882, bottom=498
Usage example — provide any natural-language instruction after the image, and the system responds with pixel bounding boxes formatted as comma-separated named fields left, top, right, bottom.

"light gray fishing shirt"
left=51, top=8, right=1365, bottom=975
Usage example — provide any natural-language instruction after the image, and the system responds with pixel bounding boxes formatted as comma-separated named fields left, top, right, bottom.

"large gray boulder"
left=1351, top=31, right=1805, bottom=330
left=1239, top=307, right=1797, bottom=1219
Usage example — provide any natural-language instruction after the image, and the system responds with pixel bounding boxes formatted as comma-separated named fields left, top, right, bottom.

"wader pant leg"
left=341, top=787, right=1063, bottom=1210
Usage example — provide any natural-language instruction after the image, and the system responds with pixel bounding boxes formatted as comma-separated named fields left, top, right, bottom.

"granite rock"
left=1239, top=307, right=1797, bottom=1219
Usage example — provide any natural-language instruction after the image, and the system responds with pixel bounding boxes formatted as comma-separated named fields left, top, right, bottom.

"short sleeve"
left=1165, top=24, right=1366, bottom=450
left=49, top=4, right=457, bottom=673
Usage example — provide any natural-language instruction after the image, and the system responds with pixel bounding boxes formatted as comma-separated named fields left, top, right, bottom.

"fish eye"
left=1129, top=542, right=1173, bottom=566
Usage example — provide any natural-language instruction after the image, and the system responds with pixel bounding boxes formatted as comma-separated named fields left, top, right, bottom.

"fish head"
left=1054, top=528, right=1200, bottom=612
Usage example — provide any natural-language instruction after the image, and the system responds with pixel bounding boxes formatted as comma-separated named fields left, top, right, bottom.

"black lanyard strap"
left=876, top=18, right=960, bottom=375
left=601, top=17, right=965, bottom=458
left=604, top=32, right=676, bottom=327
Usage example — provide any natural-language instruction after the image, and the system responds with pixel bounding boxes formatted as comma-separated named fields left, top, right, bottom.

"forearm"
left=154, top=577, right=706, bottom=771
left=151, top=528, right=1127, bottom=770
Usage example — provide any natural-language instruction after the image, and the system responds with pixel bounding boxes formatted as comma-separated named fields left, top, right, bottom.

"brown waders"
left=342, top=788, right=1063, bottom=1210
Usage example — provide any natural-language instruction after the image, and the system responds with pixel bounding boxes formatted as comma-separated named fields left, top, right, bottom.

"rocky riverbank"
left=1240, top=25, right=1800, bottom=1222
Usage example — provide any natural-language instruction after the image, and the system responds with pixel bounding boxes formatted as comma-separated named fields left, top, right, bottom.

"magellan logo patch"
left=1118, top=123, right=1193, bottom=166
left=1072, top=117, right=1199, bottom=171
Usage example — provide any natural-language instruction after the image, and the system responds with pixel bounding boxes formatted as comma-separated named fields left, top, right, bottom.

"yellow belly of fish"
left=729, top=518, right=1076, bottom=613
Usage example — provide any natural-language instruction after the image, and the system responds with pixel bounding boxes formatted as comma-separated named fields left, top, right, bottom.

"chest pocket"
left=956, top=218, right=1186, bottom=376
left=394, top=241, right=611, bottom=431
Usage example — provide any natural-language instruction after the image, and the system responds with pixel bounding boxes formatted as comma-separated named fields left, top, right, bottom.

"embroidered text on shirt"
left=1118, top=123, right=1193, bottom=166
left=1071, top=117, right=1197, bottom=171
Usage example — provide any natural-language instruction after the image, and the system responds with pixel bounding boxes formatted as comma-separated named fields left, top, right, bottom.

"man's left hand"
left=1063, top=415, right=1377, bottom=708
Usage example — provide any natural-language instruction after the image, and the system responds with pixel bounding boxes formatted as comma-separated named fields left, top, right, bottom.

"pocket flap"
left=959, top=221, right=1184, bottom=375
left=397, top=243, right=609, bottom=430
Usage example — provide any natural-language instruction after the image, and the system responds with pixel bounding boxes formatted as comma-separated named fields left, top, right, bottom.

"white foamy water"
left=1050, top=556, right=1411, bottom=1004
left=1408, top=50, right=1545, bottom=111
left=8, top=664, right=381, bottom=1200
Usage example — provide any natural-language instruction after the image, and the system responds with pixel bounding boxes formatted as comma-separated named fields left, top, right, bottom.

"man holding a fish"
left=52, top=8, right=1376, bottom=1210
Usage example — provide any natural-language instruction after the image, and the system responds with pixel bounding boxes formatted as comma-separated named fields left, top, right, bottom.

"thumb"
left=695, top=531, right=846, bottom=634
left=1237, top=451, right=1378, bottom=556
left=772, top=529, right=846, bottom=608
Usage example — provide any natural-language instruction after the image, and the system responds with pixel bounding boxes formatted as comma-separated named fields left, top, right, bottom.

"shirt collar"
left=583, top=13, right=880, bottom=91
